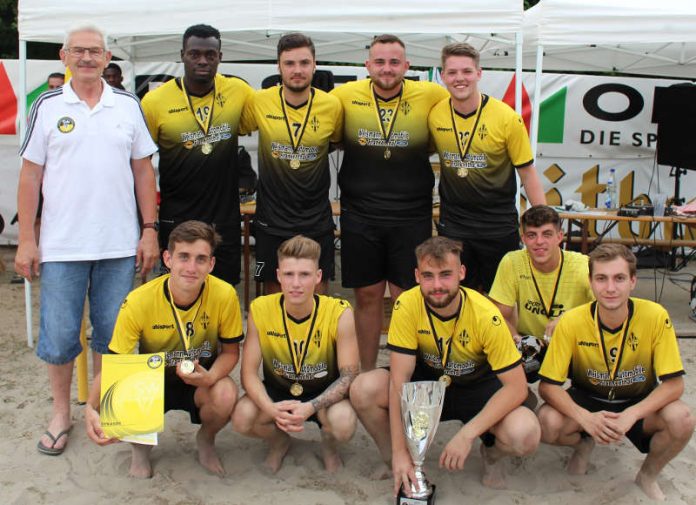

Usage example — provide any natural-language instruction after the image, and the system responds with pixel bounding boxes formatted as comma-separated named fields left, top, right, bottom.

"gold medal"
left=289, top=159, right=301, bottom=169
left=201, top=142, right=213, bottom=155
left=439, top=374, right=452, bottom=387
left=290, top=382, right=304, bottom=397
left=457, top=167, right=468, bottom=178
left=180, top=359, right=195, bottom=375
left=384, top=148, right=391, bottom=160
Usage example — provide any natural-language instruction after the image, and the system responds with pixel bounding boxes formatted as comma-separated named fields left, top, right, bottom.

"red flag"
left=0, top=62, right=17, bottom=135
left=502, top=74, right=531, bottom=134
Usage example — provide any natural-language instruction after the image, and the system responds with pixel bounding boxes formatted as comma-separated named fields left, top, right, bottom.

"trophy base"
left=396, top=484, right=436, bottom=505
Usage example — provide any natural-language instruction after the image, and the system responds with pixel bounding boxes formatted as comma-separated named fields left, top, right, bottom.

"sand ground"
left=1, top=246, right=695, bottom=505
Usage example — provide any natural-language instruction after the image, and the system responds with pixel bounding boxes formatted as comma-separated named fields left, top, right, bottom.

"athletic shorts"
left=253, top=226, right=335, bottom=283
left=160, top=219, right=241, bottom=285
left=439, top=228, right=520, bottom=292
left=340, top=212, right=432, bottom=289
left=165, top=378, right=201, bottom=424
left=567, top=387, right=652, bottom=453
left=37, top=257, right=135, bottom=364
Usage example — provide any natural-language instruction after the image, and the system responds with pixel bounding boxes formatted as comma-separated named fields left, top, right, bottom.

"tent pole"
left=19, top=39, right=34, bottom=349
left=531, top=44, right=543, bottom=162
left=515, top=31, right=522, bottom=115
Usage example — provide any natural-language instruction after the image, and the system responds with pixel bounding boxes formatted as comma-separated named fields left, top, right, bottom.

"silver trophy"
left=398, top=381, right=446, bottom=505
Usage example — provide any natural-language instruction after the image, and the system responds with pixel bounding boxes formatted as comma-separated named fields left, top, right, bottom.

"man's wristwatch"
left=142, top=222, right=159, bottom=231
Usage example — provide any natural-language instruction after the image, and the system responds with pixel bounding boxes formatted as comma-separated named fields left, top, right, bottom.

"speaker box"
left=652, top=85, right=696, bottom=170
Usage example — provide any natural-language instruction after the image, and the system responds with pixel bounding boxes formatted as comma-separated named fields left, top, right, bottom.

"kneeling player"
left=232, top=235, right=359, bottom=472
left=84, top=221, right=244, bottom=477
left=351, top=236, right=540, bottom=494
left=538, top=244, right=695, bottom=500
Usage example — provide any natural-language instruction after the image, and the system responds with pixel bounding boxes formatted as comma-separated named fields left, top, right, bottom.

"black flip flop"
left=37, top=426, right=73, bottom=456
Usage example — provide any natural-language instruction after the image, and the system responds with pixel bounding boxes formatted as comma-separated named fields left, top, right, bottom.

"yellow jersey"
left=387, top=286, right=521, bottom=385
left=240, top=86, right=342, bottom=235
left=539, top=298, right=685, bottom=400
left=141, top=74, right=254, bottom=225
left=251, top=293, right=351, bottom=396
left=331, top=79, right=448, bottom=224
left=429, top=94, right=533, bottom=237
left=109, top=274, right=244, bottom=373
left=489, top=249, right=594, bottom=337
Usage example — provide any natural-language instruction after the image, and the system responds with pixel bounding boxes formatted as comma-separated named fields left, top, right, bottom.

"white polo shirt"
left=20, top=80, right=157, bottom=262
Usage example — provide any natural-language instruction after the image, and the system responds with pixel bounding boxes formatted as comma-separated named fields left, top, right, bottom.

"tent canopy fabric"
left=18, top=0, right=523, bottom=67
left=488, top=0, right=696, bottom=78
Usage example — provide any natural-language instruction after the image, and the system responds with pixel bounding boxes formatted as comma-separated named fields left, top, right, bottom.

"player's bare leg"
left=319, top=400, right=356, bottom=473
left=635, top=401, right=695, bottom=501
left=129, top=443, right=153, bottom=478
left=195, top=378, right=237, bottom=476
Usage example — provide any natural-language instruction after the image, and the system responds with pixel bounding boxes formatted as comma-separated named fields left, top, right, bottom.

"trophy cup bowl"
left=397, top=381, right=446, bottom=505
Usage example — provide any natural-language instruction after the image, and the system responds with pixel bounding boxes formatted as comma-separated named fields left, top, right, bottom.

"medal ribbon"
left=180, top=77, right=216, bottom=137
left=281, top=294, right=320, bottom=380
left=527, top=250, right=565, bottom=319
left=371, top=82, right=403, bottom=149
left=166, top=278, right=204, bottom=352
left=424, top=288, right=466, bottom=372
left=279, top=87, right=315, bottom=157
left=449, top=94, right=484, bottom=167
left=593, top=301, right=633, bottom=390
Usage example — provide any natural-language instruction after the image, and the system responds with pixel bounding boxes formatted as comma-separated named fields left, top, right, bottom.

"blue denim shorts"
left=37, top=257, right=135, bottom=364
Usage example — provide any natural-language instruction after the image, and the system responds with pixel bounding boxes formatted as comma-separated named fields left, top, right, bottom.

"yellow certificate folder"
left=100, top=353, right=165, bottom=439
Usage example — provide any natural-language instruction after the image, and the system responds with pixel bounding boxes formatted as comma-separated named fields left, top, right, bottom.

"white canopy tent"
left=485, top=0, right=696, bottom=157
left=16, top=0, right=525, bottom=346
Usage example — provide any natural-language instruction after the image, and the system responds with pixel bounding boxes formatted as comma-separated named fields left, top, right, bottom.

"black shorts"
left=340, top=212, right=432, bottom=289
left=253, top=225, right=335, bottom=283
left=160, top=219, right=241, bottom=285
left=439, top=229, right=520, bottom=292
left=567, top=387, right=652, bottom=454
left=164, top=379, right=201, bottom=424
left=264, top=381, right=321, bottom=426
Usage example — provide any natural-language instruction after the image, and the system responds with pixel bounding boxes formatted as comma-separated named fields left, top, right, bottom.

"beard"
left=424, top=288, right=459, bottom=309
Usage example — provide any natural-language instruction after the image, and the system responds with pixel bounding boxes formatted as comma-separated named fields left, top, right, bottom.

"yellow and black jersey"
left=240, top=87, right=342, bottom=235
left=109, top=274, right=244, bottom=373
left=489, top=249, right=594, bottom=338
left=251, top=293, right=351, bottom=396
left=429, top=94, right=534, bottom=238
left=141, top=75, right=254, bottom=225
left=331, top=79, right=448, bottom=224
left=387, top=286, right=521, bottom=385
left=539, top=298, right=685, bottom=400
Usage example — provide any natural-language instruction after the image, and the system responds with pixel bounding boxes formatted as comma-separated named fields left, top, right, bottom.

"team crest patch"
left=627, top=332, right=639, bottom=351
left=57, top=117, right=75, bottom=133
left=310, top=115, right=320, bottom=132
left=147, top=354, right=163, bottom=369
left=400, top=101, right=411, bottom=115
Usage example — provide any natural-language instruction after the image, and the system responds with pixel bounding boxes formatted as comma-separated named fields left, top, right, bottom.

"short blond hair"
left=277, top=235, right=321, bottom=265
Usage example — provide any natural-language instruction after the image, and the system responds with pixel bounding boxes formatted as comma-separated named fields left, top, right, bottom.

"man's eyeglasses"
left=65, top=47, right=106, bottom=57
